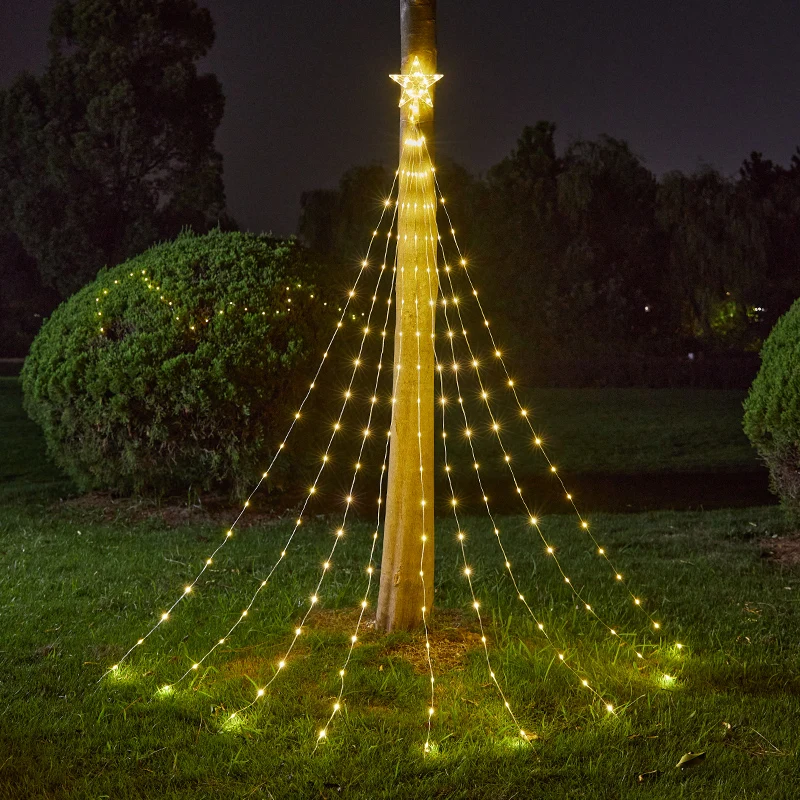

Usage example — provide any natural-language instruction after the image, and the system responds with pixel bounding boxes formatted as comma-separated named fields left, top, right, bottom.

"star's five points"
left=390, top=56, right=442, bottom=123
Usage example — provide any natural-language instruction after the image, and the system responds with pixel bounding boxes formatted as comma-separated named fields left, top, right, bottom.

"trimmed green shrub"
left=744, top=297, right=800, bottom=519
left=22, top=230, right=332, bottom=495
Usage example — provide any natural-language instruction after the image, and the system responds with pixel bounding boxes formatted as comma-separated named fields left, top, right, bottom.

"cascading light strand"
left=244, top=245, right=400, bottom=725
left=430, top=236, right=653, bottom=663
left=102, top=173, right=402, bottom=681
left=224, top=150, right=421, bottom=722
left=434, top=175, right=662, bottom=658
left=424, top=200, right=529, bottom=738
left=407, top=128, right=437, bottom=754
left=314, top=321, right=397, bottom=747
left=174, top=189, right=403, bottom=691
left=436, top=291, right=615, bottom=712
left=428, top=155, right=665, bottom=642
left=438, top=288, right=645, bottom=662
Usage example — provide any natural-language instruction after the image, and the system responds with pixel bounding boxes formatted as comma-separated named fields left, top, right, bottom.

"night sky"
left=2, top=0, right=800, bottom=235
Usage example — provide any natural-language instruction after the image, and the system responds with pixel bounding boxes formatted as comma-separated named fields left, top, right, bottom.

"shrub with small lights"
left=744, top=297, right=800, bottom=519
left=22, top=230, right=331, bottom=496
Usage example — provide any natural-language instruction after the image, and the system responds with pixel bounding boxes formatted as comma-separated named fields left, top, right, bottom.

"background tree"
left=0, top=0, right=231, bottom=299
left=297, top=123, right=800, bottom=388
left=554, top=136, right=662, bottom=363
left=737, top=150, right=800, bottom=334
left=657, top=167, right=767, bottom=349
left=476, top=122, right=562, bottom=381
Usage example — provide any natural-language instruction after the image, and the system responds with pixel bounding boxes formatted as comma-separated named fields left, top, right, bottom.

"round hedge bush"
left=744, top=297, right=800, bottom=519
left=22, top=230, right=332, bottom=496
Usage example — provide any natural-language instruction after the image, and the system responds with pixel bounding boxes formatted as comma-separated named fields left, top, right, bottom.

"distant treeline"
left=298, top=122, right=800, bottom=387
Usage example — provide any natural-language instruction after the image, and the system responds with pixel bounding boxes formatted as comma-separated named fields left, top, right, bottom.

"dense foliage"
left=0, top=0, right=231, bottom=300
left=299, top=125, right=800, bottom=386
left=744, top=298, right=800, bottom=519
left=21, top=231, right=330, bottom=496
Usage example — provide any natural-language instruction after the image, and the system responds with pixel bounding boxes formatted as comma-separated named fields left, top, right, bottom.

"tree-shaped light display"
left=102, top=0, right=677, bottom=751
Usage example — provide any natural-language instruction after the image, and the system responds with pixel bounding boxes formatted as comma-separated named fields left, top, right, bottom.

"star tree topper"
left=390, top=56, right=443, bottom=123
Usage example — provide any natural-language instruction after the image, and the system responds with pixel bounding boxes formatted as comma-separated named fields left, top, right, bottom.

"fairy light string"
left=417, top=177, right=530, bottom=737
left=172, top=191, right=402, bottom=692
left=423, top=139, right=664, bottom=647
left=441, top=269, right=662, bottom=637
left=422, top=168, right=614, bottom=715
left=314, top=276, right=400, bottom=746
left=103, top=174, right=400, bottom=680
left=94, top=270, right=320, bottom=337
left=436, top=269, right=647, bottom=663
left=436, top=282, right=614, bottom=712
left=226, top=145, right=424, bottom=724
left=406, top=129, right=438, bottom=752
left=232, top=243, right=399, bottom=724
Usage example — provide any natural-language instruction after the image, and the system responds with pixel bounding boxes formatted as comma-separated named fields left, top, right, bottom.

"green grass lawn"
left=520, top=387, right=757, bottom=474
left=0, top=377, right=798, bottom=798
left=0, top=376, right=759, bottom=498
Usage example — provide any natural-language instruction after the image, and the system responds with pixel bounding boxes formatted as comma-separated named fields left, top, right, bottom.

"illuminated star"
left=390, top=56, right=443, bottom=122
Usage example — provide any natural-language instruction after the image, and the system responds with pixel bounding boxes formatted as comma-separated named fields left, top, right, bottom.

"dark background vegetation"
left=3, top=0, right=800, bottom=386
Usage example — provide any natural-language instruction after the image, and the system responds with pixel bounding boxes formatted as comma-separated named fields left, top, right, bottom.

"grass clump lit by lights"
left=1, top=378, right=799, bottom=797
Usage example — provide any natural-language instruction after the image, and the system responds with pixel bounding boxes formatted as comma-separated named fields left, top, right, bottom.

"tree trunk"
left=376, top=0, right=439, bottom=632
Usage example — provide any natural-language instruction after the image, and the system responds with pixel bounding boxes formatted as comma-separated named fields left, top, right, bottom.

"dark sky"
left=2, top=0, right=800, bottom=235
